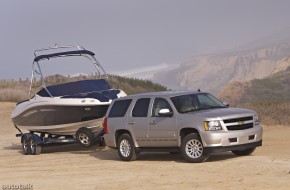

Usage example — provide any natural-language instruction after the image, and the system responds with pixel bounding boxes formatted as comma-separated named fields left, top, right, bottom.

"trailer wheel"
left=28, top=135, right=41, bottom=155
left=22, top=134, right=29, bottom=155
left=76, top=128, right=96, bottom=147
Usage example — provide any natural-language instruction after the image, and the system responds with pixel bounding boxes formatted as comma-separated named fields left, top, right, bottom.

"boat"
left=11, top=44, right=126, bottom=149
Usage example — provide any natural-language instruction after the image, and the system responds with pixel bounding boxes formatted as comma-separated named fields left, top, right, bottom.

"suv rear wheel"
left=117, top=134, right=138, bottom=161
left=181, top=133, right=209, bottom=163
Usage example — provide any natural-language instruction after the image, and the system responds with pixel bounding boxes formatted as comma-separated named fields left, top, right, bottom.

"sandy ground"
left=0, top=102, right=290, bottom=190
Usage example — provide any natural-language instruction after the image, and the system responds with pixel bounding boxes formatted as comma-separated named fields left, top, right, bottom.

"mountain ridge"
left=153, top=40, right=290, bottom=94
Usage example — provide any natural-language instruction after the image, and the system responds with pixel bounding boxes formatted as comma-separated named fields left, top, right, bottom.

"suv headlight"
left=204, top=120, right=222, bottom=131
left=254, top=115, right=259, bottom=125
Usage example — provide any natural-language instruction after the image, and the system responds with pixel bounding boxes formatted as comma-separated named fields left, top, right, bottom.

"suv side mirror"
left=222, top=101, right=229, bottom=107
left=158, top=109, right=173, bottom=117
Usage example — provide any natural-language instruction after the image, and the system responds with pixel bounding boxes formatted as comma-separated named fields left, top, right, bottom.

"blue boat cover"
left=37, top=79, right=120, bottom=102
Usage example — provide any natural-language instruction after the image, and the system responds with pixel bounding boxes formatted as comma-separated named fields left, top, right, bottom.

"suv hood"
left=191, top=107, right=256, bottom=120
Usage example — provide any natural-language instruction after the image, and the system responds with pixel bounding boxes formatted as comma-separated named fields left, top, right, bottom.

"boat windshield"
left=37, top=79, right=112, bottom=97
left=170, top=93, right=227, bottom=113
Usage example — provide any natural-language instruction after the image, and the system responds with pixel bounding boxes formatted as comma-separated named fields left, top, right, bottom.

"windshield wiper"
left=198, top=106, right=226, bottom=111
left=181, top=108, right=197, bottom=113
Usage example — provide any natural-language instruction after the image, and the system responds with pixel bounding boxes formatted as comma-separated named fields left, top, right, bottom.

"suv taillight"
left=103, top=117, right=108, bottom=134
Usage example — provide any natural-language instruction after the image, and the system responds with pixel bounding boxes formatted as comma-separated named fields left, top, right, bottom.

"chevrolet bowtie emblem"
left=238, top=121, right=244, bottom=125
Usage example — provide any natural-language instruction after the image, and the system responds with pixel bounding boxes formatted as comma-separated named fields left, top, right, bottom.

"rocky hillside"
left=219, top=65, right=290, bottom=105
left=218, top=67, right=290, bottom=126
left=153, top=41, right=290, bottom=94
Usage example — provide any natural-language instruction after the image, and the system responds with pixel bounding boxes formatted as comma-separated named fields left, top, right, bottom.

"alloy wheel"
left=79, top=133, right=90, bottom=145
left=120, top=139, right=131, bottom=157
left=185, top=139, right=203, bottom=158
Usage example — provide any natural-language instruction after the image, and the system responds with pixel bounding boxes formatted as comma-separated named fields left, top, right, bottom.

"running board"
left=137, top=147, right=180, bottom=152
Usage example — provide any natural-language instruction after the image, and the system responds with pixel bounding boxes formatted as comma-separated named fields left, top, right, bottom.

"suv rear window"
left=132, top=98, right=150, bottom=117
left=108, top=99, right=132, bottom=118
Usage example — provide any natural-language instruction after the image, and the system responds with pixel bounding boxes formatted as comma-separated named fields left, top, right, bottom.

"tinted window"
left=132, top=98, right=150, bottom=117
left=108, top=99, right=132, bottom=118
left=171, top=93, right=226, bottom=113
left=152, top=98, right=172, bottom=117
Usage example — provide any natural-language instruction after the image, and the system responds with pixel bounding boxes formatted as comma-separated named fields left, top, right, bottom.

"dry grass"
left=0, top=79, right=29, bottom=102
left=219, top=67, right=290, bottom=126
left=0, top=88, right=29, bottom=102
left=239, top=101, right=290, bottom=126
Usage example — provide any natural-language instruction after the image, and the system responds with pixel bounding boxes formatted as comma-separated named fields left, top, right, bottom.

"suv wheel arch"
left=180, top=128, right=201, bottom=140
left=115, top=129, right=132, bottom=144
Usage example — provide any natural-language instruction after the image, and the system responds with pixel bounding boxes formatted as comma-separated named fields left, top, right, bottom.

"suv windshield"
left=170, top=93, right=227, bottom=113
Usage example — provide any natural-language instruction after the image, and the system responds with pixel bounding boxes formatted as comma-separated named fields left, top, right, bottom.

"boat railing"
left=29, top=44, right=109, bottom=99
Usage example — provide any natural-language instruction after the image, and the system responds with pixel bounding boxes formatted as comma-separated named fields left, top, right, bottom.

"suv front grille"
left=223, top=116, right=253, bottom=123
left=223, top=116, right=254, bottom=131
left=226, top=123, right=253, bottom=131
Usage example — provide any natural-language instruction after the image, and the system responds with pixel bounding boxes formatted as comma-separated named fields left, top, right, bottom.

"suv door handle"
left=128, top=121, right=135, bottom=125
left=149, top=121, right=156, bottom=125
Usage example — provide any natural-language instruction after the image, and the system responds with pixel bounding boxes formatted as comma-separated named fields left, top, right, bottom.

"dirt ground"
left=0, top=102, right=289, bottom=190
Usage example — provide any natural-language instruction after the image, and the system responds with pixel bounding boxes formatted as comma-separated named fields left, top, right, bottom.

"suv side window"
left=108, top=99, right=132, bottom=118
left=152, top=98, right=173, bottom=117
left=132, top=98, right=150, bottom=117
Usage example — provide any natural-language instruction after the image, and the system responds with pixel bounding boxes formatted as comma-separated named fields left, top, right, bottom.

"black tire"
left=232, top=147, right=256, bottom=156
left=76, top=128, right=96, bottom=147
left=117, top=134, right=138, bottom=161
left=181, top=133, right=209, bottom=163
left=27, top=135, right=41, bottom=155
left=22, top=134, right=29, bottom=155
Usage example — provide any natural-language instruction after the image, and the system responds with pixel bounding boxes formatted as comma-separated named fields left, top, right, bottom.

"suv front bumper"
left=200, top=125, right=262, bottom=150
left=204, top=140, right=262, bottom=153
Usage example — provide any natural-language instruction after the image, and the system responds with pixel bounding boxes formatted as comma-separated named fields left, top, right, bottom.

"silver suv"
left=103, top=91, right=262, bottom=163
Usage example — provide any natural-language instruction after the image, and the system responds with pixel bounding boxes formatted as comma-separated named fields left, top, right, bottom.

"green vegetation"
left=109, top=75, right=167, bottom=95
left=249, top=68, right=290, bottom=102
left=0, top=75, right=167, bottom=102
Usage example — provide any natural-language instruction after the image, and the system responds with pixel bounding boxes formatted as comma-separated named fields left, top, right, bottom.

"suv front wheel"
left=117, top=134, right=138, bottom=161
left=181, top=133, right=209, bottom=163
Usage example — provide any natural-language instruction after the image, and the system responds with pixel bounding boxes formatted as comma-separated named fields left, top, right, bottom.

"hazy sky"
left=1, top=0, right=290, bottom=79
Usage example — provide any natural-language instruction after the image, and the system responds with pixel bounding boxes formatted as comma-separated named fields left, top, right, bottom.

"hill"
left=219, top=67, right=290, bottom=126
left=0, top=75, right=167, bottom=102
left=153, top=40, right=290, bottom=94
